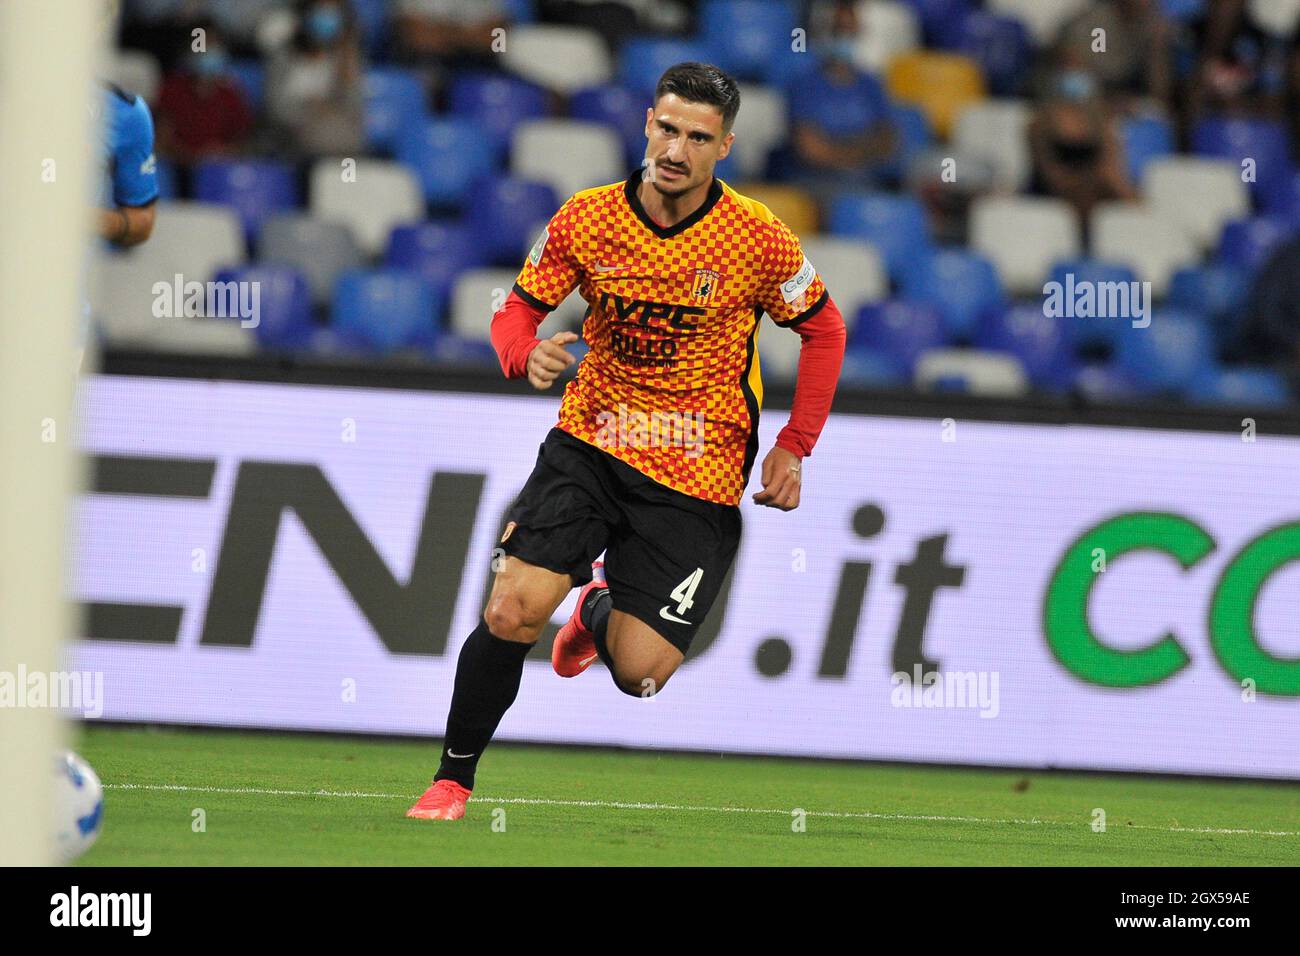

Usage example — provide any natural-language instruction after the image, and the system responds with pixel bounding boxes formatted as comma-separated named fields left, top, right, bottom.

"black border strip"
left=510, top=281, right=555, bottom=314
left=623, top=166, right=724, bottom=239
left=772, top=287, right=829, bottom=329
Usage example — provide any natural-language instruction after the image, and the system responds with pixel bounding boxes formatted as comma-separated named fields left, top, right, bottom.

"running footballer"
left=408, top=62, right=847, bottom=820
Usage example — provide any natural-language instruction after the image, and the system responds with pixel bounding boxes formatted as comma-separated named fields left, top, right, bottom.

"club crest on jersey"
left=691, top=268, right=722, bottom=302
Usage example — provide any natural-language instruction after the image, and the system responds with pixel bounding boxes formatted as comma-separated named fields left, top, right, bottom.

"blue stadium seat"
left=570, top=84, right=649, bottom=168
left=363, top=67, right=425, bottom=154
left=1191, top=117, right=1295, bottom=206
left=899, top=248, right=1004, bottom=340
left=700, top=1, right=801, bottom=84
left=879, top=103, right=933, bottom=184
left=617, top=37, right=716, bottom=96
left=850, top=299, right=946, bottom=370
left=193, top=160, right=299, bottom=243
left=396, top=118, right=497, bottom=208
left=1260, top=168, right=1300, bottom=220
left=958, top=11, right=1031, bottom=96
left=464, top=176, right=560, bottom=265
left=1073, top=362, right=1143, bottom=402
left=903, top=0, right=974, bottom=48
left=501, top=0, right=537, bottom=21
left=1217, top=216, right=1298, bottom=276
left=1114, top=309, right=1215, bottom=392
left=839, top=346, right=910, bottom=389
left=1183, top=365, right=1292, bottom=408
left=1046, top=258, right=1141, bottom=349
left=213, top=264, right=315, bottom=351
left=975, top=301, right=1075, bottom=391
left=332, top=269, right=439, bottom=353
left=226, top=59, right=265, bottom=111
left=385, top=220, right=489, bottom=307
left=1167, top=263, right=1248, bottom=324
left=449, top=72, right=549, bottom=156
left=1120, top=115, right=1175, bottom=186
left=828, top=192, right=932, bottom=282
left=349, top=0, right=391, bottom=57
left=152, top=157, right=179, bottom=201
left=427, top=336, right=501, bottom=367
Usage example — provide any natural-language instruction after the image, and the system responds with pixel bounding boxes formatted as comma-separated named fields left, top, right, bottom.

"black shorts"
left=497, top=428, right=743, bottom=654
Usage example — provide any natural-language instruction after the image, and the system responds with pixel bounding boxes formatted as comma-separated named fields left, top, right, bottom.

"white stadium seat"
left=501, top=25, right=613, bottom=94
left=953, top=99, right=1033, bottom=192
left=800, top=236, right=887, bottom=318
left=970, top=195, right=1080, bottom=295
left=914, top=348, right=1029, bottom=396
left=512, top=120, right=624, bottom=202
left=106, top=49, right=161, bottom=102
left=1090, top=202, right=1199, bottom=297
left=128, top=201, right=245, bottom=284
left=853, top=0, right=921, bottom=72
left=1142, top=157, right=1250, bottom=250
left=988, top=0, right=1090, bottom=45
left=310, top=158, right=423, bottom=257
left=728, top=84, right=788, bottom=180
left=757, top=324, right=805, bottom=381
left=449, top=269, right=588, bottom=344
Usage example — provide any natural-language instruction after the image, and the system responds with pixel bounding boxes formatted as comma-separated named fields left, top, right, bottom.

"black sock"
left=581, top=588, right=615, bottom=670
left=433, top=620, right=534, bottom=790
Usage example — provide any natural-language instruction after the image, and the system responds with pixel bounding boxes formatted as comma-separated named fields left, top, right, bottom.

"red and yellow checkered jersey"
left=511, top=169, right=829, bottom=506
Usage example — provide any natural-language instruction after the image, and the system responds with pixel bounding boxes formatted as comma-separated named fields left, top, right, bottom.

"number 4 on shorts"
left=660, top=567, right=704, bottom=625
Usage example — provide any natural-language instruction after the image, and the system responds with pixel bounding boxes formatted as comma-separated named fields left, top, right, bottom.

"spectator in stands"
left=391, top=0, right=511, bottom=77
left=1052, top=0, right=1173, bottom=111
left=154, top=19, right=256, bottom=162
left=1240, top=235, right=1300, bottom=369
left=780, top=0, right=898, bottom=201
left=1028, top=70, right=1137, bottom=231
left=266, top=0, right=365, bottom=159
left=1187, top=0, right=1292, bottom=122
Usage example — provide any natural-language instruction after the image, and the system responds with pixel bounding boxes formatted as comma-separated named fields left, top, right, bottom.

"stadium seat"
left=970, top=195, right=1081, bottom=295
left=363, top=67, right=425, bottom=154
left=728, top=84, right=788, bottom=180
left=396, top=118, right=497, bottom=209
left=1183, top=366, right=1292, bottom=408
left=799, top=236, right=888, bottom=317
left=152, top=158, right=179, bottom=201
left=449, top=268, right=533, bottom=343
left=904, top=0, right=975, bottom=49
left=731, top=183, right=819, bottom=236
left=827, top=192, right=932, bottom=282
left=501, top=24, right=613, bottom=94
left=756, top=323, right=804, bottom=380
left=1143, top=158, right=1250, bottom=250
left=899, top=248, right=1005, bottom=339
left=1073, top=361, right=1142, bottom=402
left=914, top=347, right=1029, bottom=396
left=193, top=160, right=299, bottom=245
left=212, top=264, right=315, bottom=350
left=348, top=0, right=391, bottom=57
left=226, top=58, right=265, bottom=111
left=570, top=84, right=651, bottom=168
left=853, top=0, right=921, bottom=72
left=385, top=221, right=491, bottom=305
left=1090, top=203, right=1199, bottom=297
left=1217, top=216, right=1298, bottom=276
left=1167, top=263, right=1248, bottom=324
left=850, top=299, right=946, bottom=370
left=975, top=301, right=1075, bottom=390
left=309, top=158, right=423, bottom=258
left=838, top=346, right=910, bottom=389
left=427, top=335, right=502, bottom=368
left=699, top=1, right=803, bottom=84
left=879, top=103, right=934, bottom=183
left=1114, top=309, right=1216, bottom=392
left=957, top=11, right=1032, bottom=96
left=1046, top=257, right=1142, bottom=348
left=332, top=269, right=439, bottom=353
left=464, top=176, right=560, bottom=265
left=987, top=0, right=1090, bottom=45
left=511, top=120, right=624, bottom=203
left=107, top=49, right=160, bottom=103
left=449, top=72, right=550, bottom=157
left=258, top=213, right=363, bottom=306
left=1120, top=114, right=1175, bottom=186
left=884, top=51, right=986, bottom=138
left=952, top=98, right=1032, bottom=191
left=1190, top=117, right=1293, bottom=208
left=617, top=37, right=715, bottom=96
left=134, top=201, right=245, bottom=284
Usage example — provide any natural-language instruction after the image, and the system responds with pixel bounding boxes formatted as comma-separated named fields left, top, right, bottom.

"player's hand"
left=526, top=331, right=578, bottom=390
left=752, top=445, right=802, bottom=511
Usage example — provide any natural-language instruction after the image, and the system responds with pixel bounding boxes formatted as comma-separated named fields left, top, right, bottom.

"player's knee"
left=483, top=594, right=544, bottom=643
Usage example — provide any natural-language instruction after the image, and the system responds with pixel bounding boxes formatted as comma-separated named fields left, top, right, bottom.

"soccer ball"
left=54, top=751, right=103, bottom=862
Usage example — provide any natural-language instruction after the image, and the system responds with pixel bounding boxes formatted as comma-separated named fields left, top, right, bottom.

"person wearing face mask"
left=1028, top=69, right=1137, bottom=233
left=154, top=18, right=255, bottom=162
left=266, top=0, right=365, bottom=159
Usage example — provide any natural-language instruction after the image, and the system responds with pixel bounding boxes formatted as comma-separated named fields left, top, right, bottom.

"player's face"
left=643, top=94, right=734, bottom=196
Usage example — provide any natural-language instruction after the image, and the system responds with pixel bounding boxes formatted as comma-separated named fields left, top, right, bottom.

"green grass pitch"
left=77, top=725, right=1300, bottom=866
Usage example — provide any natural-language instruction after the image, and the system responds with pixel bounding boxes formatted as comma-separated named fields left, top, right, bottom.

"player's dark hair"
left=654, top=62, right=741, bottom=133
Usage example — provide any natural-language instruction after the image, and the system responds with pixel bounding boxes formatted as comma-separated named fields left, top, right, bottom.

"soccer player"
left=95, top=80, right=158, bottom=250
left=407, top=62, right=847, bottom=820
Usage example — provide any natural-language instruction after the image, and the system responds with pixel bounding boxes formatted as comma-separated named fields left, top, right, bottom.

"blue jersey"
left=97, top=83, right=158, bottom=209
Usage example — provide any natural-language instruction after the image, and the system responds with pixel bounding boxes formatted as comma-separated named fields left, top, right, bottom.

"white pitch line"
left=102, top=783, right=1300, bottom=838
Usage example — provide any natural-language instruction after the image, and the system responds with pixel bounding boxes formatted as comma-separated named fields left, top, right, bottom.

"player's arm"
left=100, top=93, right=159, bottom=247
left=493, top=201, right=585, bottom=390
left=752, top=220, right=847, bottom=511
